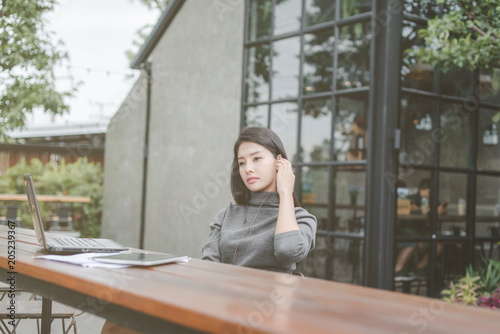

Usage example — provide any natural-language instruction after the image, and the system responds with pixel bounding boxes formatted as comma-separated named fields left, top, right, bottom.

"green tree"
left=0, top=157, right=104, bottom=238
left=125, top=0, right=169, bottom=62
left=406, top=0, right=500, bottom=72
left=0, top=0, right=74, bottom=138
left=405, top=1, right=500, bottom=124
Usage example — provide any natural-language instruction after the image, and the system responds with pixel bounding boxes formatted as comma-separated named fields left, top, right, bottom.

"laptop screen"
left=23, top=174, right=48, bottom=249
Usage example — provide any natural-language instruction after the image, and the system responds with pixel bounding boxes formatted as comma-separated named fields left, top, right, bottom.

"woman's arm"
left=274, top=209, right=317, bottom=264
left=201, top=208, right=227, bottom=262
left=273, top=157, right=317, bottom=264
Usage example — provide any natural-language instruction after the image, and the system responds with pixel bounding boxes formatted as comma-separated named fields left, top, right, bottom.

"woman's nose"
left=245, top=163, right=254, bottom=173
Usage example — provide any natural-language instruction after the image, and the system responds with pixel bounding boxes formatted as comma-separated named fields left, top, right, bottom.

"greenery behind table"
left=0, top=157, right=103, bottom=238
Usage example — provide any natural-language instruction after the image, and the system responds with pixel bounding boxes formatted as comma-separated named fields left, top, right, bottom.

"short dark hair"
left=230, top=127, right=300, bottom=207
left=419, top=178, right=431, bottom=190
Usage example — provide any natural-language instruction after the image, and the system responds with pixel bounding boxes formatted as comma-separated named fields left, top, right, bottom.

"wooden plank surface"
left=0, top=226, right=499, bottom=334
left=0, top=194, right=91, bottom=203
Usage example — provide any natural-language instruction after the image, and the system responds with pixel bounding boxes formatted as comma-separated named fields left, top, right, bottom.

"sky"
left=29, top=0, right=160, bottom=127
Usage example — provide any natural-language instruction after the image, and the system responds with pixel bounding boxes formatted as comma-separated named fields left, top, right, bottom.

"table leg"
left=41, top=297, right=52, bottom=334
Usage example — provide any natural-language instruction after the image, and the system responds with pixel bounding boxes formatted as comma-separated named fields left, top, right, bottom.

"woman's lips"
left=247, top=177, right=258, bottom=184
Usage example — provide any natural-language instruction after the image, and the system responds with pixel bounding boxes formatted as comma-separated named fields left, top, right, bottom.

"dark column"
left=364, top=0, right=403, bottom=290
left=139, top=62, right=152, bottom=250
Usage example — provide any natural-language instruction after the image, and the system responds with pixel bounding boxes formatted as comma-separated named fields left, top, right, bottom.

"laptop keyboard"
left=50, top=237, right=106, bottom=248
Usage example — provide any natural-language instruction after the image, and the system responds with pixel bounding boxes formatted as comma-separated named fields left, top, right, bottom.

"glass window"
left=331, top=237, right=364, bottom=285
left=305, top=0, right=335, bottom=26
left=245, top=45, right=271, bottom=103
left=335, top=169, right=366, bottom=207
left=334, top=94, right=368, bottom=162
left=247, top=0, right=272, bottom=41
left=303, top=29, right=334, bottom=95
left=478, top=68, right=500, bottom=105
left=477, top=108, right=500, bottom=172
left=441, top=241, right=469, bottom=283
left=394, top=240, right=430, bottom=296
left=301, top=166, right=329, bottom=230
left=298, top=235, right=335, bottom=279
left=474, top=240, right=499, bottom=263
left=272, top=37, right=300, bottom=100
left=243, top=105, right=268, bottom=128
left=340, top=0, right=372, bottom=18
left=334, top=168, right=366, bottom=237
left=301, top=98, right=332, bottom=162
left=441, top=68, right=473, bottom=97
left=270, top=102, right=298, bottom=161
left=476, top=176, right=500, bottom=238
left=274, top=0, right=302, bottom=35
left=395, top=170, right=432, bottom=237
left=336, top=23, right=370, bottom=90
left=439, top=102, right=472, bottom=168
left=438, top=172, right=468, bottom=236
left=401, top=20, right=434, bottom=92
left=399, top=95, right=437, bottom=166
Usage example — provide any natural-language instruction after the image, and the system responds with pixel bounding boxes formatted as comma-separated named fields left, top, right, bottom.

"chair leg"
left=0, top=320, right=9, bottom=334
left=62, top=316, right=77, bottom=334
left=0, top=319, right=20, bottom=334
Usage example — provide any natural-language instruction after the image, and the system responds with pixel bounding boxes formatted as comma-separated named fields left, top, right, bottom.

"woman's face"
left=237, top=141, right=277, bottom=192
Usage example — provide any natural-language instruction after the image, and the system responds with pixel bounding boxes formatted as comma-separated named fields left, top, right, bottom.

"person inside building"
left=394, top=178, right=447, bottom=280
left=201, top=126, right=317, bottom=274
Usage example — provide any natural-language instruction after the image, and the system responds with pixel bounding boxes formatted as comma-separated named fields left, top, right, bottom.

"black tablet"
left=92, top=253, right=190, bottom=266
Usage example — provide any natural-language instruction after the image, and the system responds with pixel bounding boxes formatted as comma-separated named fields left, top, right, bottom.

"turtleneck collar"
left=248, top=191, right=280, bottom=207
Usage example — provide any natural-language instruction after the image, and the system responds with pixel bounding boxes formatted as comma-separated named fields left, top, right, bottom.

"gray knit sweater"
left=201, top=191, right=317, bottom=273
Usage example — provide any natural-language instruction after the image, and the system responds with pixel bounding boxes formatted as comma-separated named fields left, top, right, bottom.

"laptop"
left=24, top=174, right=128, bottom=254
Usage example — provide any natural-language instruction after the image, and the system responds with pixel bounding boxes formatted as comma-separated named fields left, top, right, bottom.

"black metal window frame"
left=395, top=10, right=500, bottom=297
left=240, top=0, right=375, bottom=285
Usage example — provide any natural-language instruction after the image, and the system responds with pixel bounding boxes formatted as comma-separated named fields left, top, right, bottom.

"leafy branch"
left=124, top=0, right=169, bottom=62
left=0, top=0, right=76, bottom=138
left=405, top=0, right=500, bottom=73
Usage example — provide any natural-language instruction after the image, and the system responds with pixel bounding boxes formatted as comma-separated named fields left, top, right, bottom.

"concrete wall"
left=143, top=0, right=244, bottom=257
left=102, top=73, right=148, bottom=247
left=102, top=0, right=244, bottom=258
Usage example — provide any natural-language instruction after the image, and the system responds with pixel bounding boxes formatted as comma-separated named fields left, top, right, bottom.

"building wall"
left=143, top=0, right=244, bottom=257
left=102, top=73, right=148, bottom=247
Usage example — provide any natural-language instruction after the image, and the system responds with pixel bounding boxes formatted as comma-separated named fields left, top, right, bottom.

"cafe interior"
left=241, top=0, right=500, bottom=297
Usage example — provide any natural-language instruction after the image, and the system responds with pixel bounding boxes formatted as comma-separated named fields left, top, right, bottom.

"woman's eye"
left=254, top=157, right=261, bottom=161
left=239, top=161, right=245, bottom=166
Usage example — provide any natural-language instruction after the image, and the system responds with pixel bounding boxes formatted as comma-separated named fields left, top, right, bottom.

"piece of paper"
left=36, top=252, right=132, bottom=268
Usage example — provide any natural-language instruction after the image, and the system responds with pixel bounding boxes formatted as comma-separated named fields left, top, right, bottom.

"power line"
left=68, top=65, right=137, bottom=76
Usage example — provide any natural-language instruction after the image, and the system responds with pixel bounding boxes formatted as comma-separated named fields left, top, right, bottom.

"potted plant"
left=347, top=186, right=360, bottom=206
left=441, top=258, right=500, bottom=310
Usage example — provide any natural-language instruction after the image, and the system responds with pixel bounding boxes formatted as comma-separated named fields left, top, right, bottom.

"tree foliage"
left=406, top=0, right=500, bottom=72
left=0, top=157, right=104, bottom=238
left=0, top=0, right=74, bottom=137
left=125, top=0, right=169, bottom=62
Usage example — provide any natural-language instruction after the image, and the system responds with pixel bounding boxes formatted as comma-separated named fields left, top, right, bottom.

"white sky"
left=30, top=0, right=160, bottom=126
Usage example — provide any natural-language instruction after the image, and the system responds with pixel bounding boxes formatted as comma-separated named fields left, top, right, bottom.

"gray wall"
left=102, top=73, right=148, bottom=247
left=144, top=0, right=243, bottom=257
left=102, top=0, right=244, bottom=258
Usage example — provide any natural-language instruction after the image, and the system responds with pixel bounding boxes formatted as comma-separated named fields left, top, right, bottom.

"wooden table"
left=1, top=226, right=499, bottom=334
left=0, top=194, right=91, bottom=203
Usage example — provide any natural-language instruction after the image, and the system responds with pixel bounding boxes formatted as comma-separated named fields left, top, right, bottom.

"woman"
left=202, top=127, right=317, bottom=274
left=102, top=128, right=316, bottom=334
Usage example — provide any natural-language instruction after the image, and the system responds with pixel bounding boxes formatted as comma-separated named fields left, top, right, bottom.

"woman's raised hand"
left=276, top=156, right=295, bottom=197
